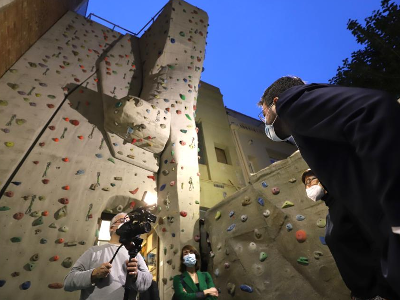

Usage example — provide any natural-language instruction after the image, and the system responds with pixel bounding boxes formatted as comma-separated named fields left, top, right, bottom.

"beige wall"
left=227, top=109, right=297, bottom=183
left=196, top=82, right=245, bottom=209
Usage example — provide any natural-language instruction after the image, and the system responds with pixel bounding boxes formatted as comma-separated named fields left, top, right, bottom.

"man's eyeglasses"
left=305, top=177, right=319, bottom=186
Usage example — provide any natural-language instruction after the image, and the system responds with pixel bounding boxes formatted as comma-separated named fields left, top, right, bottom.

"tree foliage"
left=329, top=0, right=400, bottom=97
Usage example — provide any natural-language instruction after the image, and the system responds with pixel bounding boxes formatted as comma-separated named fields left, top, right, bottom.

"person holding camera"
left=64, top=213, right=153, bottom=300
left=173, top=245, right=218, bottom=300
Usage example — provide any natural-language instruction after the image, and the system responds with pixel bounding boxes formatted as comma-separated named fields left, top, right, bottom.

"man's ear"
left=273, top=97, right=279, bottom=104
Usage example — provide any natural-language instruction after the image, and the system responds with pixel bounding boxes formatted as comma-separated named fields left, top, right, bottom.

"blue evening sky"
left=87, top=0, right=387, bottom=119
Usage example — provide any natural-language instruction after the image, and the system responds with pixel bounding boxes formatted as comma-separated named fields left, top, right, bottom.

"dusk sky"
left=87, top=0, right=389, bottom=119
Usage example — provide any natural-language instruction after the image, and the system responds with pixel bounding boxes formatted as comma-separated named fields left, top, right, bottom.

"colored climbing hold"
left=0, top=206, right=11, bottom=211
left=297, top=257, right=309, bottom=265
left=62, top=257, right=73, bottom=268
left=70, top=120, right=80, bottom=126
left=5, top=142, right=14, bottom=147
left=160, top=184, right=166, bottom=191
left=95, top=153, right=103, bottom=158
left=60, top=226, right=69, bottom=232
left=0, top=280, right=5, bottom=287
left=317, top=218, right=326, bottom=228
left=227, top=224, right=235, bottom=232
left=286, top=223, right=293, bottom=231
left=282, top=201, right=294, bottom=208
left=289, top=178, right=296, bottom=183
left=314, top=251, right=323, bottom=259
left=5, top=191, right=14, bottom=197
left=57, top=238, right=65, bottom=244
left=240, top=285, right=253, bottom=293
left=229, top=211, right=235, bottom=217
left=296, top=215, right=306, bottom=221
left=63, top=185, right=70, bottom=190
left=180, top=211, right=187, bottom=217
left=55, top=206, right=67, bottom=220
left=242, top=196, right=251, bottom=206
left=263, top=210, right=271, bottom=217
left=254, top=229, right=262, bottom=239
left=215, top=211, right=221, bottom=220
left=259, top=252, right=268, bottom=262
left=108, top=157, right=115, bottom=164
left=257, top=198, right=264, bottom=206
left=129, top=188, right=139, bottom=195
left=40, top=238, right=47, bottom=244
left=32, top=216, right=44, bottom=226
left=11, top=181, right=21, bottom=186
left=296, top=230, right=307, bottom=243
left=42, top=179, right=50, bottom=184
left=319, top=236, right=327, bottom=245
left=180, top=94, right=186, bottom=100
left=241, top=215, right=248, bottom=222
left=21, top=281, right=31, bottom=290
left=10, top=237, right=22, bottom=243
left=48, top=283, right=64, bottom=289
left=31, top=254, right=39, bottom=261
left=59, top=198, right=69, bottom=205
left=185, top=114, right=191, bottom=120
left=49, top=223, right=57, bottom=228
left=271, top=187, right=280, bottom=195
left=261, top=181, right=268, bottom=188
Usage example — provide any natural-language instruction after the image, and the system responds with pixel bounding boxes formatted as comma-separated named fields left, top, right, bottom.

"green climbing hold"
left=0, top=100, right=8, bottom=106
left=28, top=62, right=37, bottom=68
left=30, top=211, right=40, bottom=217
left=195, top=200, right=200, bottom=204
left=47, top=95, right=56, bottom=99
left=32, top=216, right=44, bottom=226
left=16, top=119, right=26, bottom=125
left=0, top=206, right=11, bottom=211
left=180, top=129, right=187, bottom=133
left=259, top=252, right=268, bottom=262
left=10, top=69, right=18, bottom=73
left=115, top=101, right=122, bottom=108
left=7, top=83, right=19, bottom=90
left=62, top=257, right=73, bottom=268
left=297, top=257, right=309, bottom=265
left=180, top=94, right=186, bottom=100
left=282, top=201, right=294, bottom=209
left=10, top=237, right=22, bottom=243
left=26, top=262, right=36, bottom=271
left=167, top=65, right=175, bottom=70
left=38, top=196, right=46, bottom=201
left=55, top=206, right=67, bottom=220
left=108, top=158, right=115, bottom=164
left=5, top=142, right=14, bottom=147
left=215, top=211, right=221, bottom=220
left=185, top=114, right=192, bottom=121
left=179, top=31, right=185, bottom=37
left=49, top=223, right=57, bottom=228
left=171, top=150, right=175, bottom=156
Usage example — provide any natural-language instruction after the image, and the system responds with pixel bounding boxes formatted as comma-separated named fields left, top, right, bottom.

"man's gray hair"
left=259, top=76, right=305, bottom=107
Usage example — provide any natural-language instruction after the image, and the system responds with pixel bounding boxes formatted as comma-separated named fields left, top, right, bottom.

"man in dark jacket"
left=258, top=76, right=400, bottom=300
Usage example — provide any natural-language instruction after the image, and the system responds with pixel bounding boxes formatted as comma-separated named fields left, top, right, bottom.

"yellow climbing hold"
left=282, top=201, right=294, bottom=208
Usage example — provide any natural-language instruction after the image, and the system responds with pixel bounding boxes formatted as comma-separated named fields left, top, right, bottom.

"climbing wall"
left=0, top=12, right=157, bottom=299
left=0, top=1, right=208, bottom=299
left=204, top=151, right=350, bottom=300
left=137, top=1, right=208, bottom=298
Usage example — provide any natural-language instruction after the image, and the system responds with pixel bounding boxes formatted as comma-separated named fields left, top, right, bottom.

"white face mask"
left=306, top=185, right=325, bottom=201
left=183, top=253, right=197, bottom=267
left=264, top=106, right=291, bottom=142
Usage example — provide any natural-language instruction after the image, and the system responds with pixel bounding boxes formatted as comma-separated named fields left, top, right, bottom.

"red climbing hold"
left=130, top=201, right=136, bottom=209
left=13, top=212, right=24, bottom=220
left=59, top=198, right=69, bottom=205
left=63, top=185, right=70, bottom=190
left=5, top=191, right=14, bottom=197
left=57, top=238, right=64, bottom=244
left=70, top=120, right=79, bottom=126
left=53, top=138, right=59, bottom=142
left=62, top=158, right=69, bottom=162
left=64, top=118, right=70, bottom=122
left=42, top=211, right=49, bottom=216
left=33, top=161, right=39, bottom=164
left=48, top=126, right=55, bottom=130
left=78, top=136, right=84, bottom=140
left=129, top=188, right=139, bottom=195
left=42, top=179, right=50, bottom=184
left=147, top=175, right=155, bottom=181
left=47, top=104, right=55, bottom=108
left=296, top=230, right=307, bottom=243
left=180, top=211, right=187, bottom=217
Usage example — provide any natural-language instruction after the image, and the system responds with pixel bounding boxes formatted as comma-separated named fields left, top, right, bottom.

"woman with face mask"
left=172, top=245, right=218, bottom=300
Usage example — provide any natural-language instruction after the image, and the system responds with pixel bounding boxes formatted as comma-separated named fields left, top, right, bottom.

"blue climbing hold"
left=40, top=238, right=47, bottom=244
left=164, top=160, right=168, bottom=164
left=21, top=281, right=31, bottom=290
left=164, top=98, right=170, bottom=102
left=11, top=181, right=22, bottom=186
left=172, top=233, right=176, bottom=237
left=171, top=38, right=175, bottom=43
left=240, top=285, right=253, bottom=293
left=160, top=184, right=166, bottom=191
left=319, top=236, right=327, bottom=245
left=113, top=143, right=118, bottom=146
left=227, top=224, right=236, bottom=232
left=95, top=154, right=103, bottom=158
left=286, top=223, right=293, bottom=231
left=257, top=198, right=264, bottom=206
left=261, top=182, right=268, bottom=188
left=229, top=211, right=235, bottom=217
left=0, top=280, right=5, bottom=287
left=76, top=169, right=85, bottom=175
left=146, top=109, right=150, bottom=113
left=296, top=215, right=305, bottom=221
left=183, top=78, right=187, bottom=82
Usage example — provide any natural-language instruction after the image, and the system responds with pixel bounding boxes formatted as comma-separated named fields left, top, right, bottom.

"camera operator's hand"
left=126, top=258, right=138, bottom=277
left=91, top=262, right=112, bottom=282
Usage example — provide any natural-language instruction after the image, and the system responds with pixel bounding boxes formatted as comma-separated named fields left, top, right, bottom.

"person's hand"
left=126, top=258, right=138, bottom=277
left=204, top=287, right=219, bottom=297
left=91, top=262, right=112, bottom=281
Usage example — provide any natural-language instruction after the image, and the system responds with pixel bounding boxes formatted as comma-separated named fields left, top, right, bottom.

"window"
left=215, top=147, right=228, bottom=164
left=196, top=122, right=207, bottom=165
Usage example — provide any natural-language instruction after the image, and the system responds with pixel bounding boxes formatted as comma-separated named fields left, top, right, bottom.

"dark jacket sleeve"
left=204, top=272, right=217, bottom=300
left=278, top=84, right=400, bottom=227
left=173, top=275, right=203, bottom=300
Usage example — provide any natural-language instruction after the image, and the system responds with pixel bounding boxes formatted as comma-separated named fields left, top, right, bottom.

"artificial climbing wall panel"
left=0, top=12, right=157, bottom=299
left=204, top=151, right=350, bottom=300
left=137, top=1, right=208, bottom=298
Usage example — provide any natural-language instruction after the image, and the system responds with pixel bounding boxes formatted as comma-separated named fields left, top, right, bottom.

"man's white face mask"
left=306, top=185, right=325, bottom=201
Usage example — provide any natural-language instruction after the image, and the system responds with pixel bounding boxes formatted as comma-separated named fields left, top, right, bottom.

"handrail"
left=86, top=2, right=167, bottom=36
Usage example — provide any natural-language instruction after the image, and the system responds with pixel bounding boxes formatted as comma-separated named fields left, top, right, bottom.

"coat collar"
left=182, top=270, right=205, bottom=292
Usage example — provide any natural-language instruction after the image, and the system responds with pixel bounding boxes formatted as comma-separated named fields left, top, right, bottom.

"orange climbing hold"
left=296, top=230, right=307, bottom=243
left=63, top=185, right=70, bottom=190
left=129, top=188, right=139, bottom=195
left=62, top=158, right=69, bottom=162
left=53, top=138, right=59, bottom=142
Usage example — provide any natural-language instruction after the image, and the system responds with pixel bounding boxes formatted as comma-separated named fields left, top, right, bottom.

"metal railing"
left=86, top=3, right=167, bottom=36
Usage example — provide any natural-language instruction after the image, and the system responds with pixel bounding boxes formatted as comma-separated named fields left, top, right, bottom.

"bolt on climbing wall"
left=0, top=12, right=157, bottom=299
left=204, top=151, right=350, bottom=300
